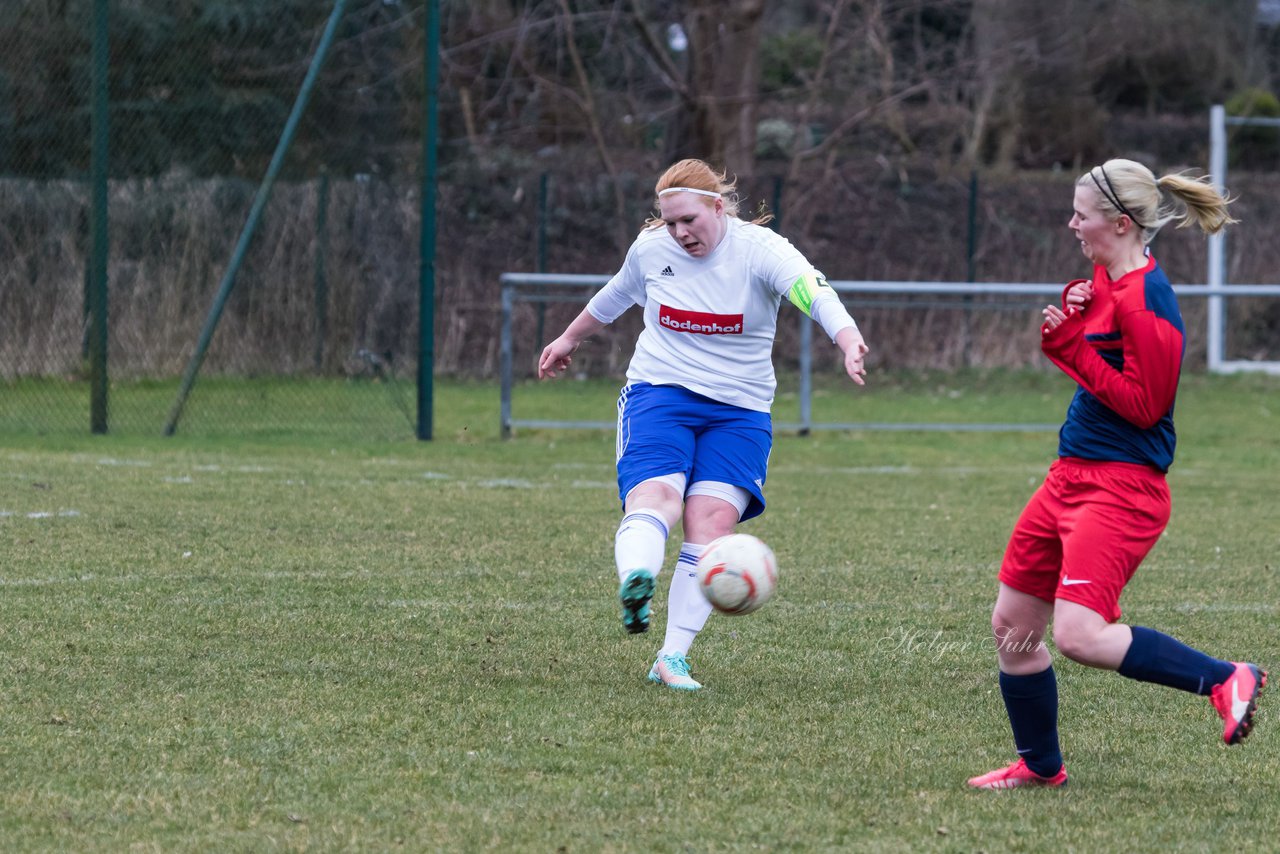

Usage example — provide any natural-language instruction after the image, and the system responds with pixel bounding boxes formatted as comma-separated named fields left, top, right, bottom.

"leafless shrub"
left=3, top=159, right=1278, bottom=382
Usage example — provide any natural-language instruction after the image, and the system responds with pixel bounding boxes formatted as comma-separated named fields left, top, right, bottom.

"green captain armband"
left=787, top=271, right=833, bottom=317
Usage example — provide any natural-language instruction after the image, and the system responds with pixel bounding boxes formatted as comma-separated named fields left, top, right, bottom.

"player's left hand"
left=1064, top=279, right=1093, bottom=310
left=844, top=339, right=870, bottom=385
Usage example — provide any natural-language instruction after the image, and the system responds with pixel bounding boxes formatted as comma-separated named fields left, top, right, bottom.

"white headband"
left=658, top=187, right=721, bottom=199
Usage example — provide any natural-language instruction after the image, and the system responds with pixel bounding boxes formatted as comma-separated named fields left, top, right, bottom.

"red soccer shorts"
left=998, top=457, right=1171, bottom=622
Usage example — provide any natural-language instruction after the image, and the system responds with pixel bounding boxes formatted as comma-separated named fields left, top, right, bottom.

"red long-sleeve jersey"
left=1039, top=254, right=1184, bottom=472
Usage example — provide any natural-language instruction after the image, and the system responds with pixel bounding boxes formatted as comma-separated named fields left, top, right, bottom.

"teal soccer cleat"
left=647, top=652, right=702, bottom=691
left=618, top=569, right=656, bottom=634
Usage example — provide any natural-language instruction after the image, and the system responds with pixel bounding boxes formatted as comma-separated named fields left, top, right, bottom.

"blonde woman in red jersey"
left=969, top=159, right=1266, bottom=790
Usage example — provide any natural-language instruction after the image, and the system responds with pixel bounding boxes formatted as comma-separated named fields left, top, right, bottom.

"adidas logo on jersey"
left=660, top=266, right=675, bottom=277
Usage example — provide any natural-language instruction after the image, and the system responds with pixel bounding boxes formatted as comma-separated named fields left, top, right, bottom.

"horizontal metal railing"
left=499, top=273, right=1280, bottom=438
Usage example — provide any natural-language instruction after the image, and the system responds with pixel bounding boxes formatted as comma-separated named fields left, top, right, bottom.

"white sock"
left=614, top=509, right=669, bottom=583
left=660, top=543, right=713, bottom=657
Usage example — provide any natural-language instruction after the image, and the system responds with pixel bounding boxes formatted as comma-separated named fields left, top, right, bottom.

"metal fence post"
left=1208, top=104, right=1226, bottom=373
left=798, top=310, right=812, bottom=436
left=536, top=172, right=549, bottom=348
left=313, top=173, right=330, bottom=372
left=500, top=283, right=514, bottom=439
left=418, top=0, right=440, bottom=441
left=88, top=0, right=109, bottom=434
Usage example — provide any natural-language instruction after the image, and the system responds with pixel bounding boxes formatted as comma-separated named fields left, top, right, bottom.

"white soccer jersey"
left=586, top=217, right=823, bottom=412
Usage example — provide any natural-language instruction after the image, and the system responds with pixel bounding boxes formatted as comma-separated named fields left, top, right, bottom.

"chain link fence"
left=1, top=1, right=425, bottom=439
left=4, top=3, right=1279, bottom=439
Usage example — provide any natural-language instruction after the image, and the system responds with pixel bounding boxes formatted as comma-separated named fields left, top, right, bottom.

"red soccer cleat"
left=1210, top=662, right=1267, bottom=745
left=967, top=757, right=1068, bottom=790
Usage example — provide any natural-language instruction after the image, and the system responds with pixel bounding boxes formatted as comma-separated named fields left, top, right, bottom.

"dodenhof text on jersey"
left=659, top=305, right=744, bottom=335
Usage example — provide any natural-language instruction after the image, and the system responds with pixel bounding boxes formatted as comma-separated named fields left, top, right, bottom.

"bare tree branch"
left=625, top=0, right=691, bottom=102
left=785, top=80, right=931, bottom=186
left=784, top=0, right=853, bottom=190
left=555, top=0, right=630, bottom=251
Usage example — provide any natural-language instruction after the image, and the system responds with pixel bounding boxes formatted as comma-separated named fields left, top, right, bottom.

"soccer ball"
left=696, top=533, right=778, bottom=616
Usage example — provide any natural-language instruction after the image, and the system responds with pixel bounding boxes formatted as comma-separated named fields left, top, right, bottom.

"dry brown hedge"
left=4, top=159, right=1278, bottom=382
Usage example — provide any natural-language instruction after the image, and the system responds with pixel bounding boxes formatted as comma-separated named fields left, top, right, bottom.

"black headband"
left=1089, top=166, right=1145, bottom=229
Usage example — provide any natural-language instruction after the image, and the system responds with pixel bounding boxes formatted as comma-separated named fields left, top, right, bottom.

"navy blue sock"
left=999, top=667, right=1063, bottom=778
left=1118, top=626, right=1236, bottom=695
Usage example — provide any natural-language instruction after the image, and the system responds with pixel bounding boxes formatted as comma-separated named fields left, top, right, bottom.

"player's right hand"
left=537, top=338, right=577, bottom=379
left=1042, top=304, right=1070, bottom=332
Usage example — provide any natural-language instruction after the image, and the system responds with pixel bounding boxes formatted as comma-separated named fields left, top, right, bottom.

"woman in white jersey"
left=538, top=159, right=869, bottom=691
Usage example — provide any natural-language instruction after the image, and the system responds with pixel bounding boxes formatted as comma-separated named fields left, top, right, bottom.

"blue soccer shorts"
left=615, top=382, right=772, bottom=521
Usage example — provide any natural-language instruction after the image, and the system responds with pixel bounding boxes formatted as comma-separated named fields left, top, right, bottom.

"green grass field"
left=1, top=372, right=1277, bottom=851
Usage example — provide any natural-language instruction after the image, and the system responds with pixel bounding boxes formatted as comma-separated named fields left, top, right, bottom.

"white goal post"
left=1208, top=103, right=1280, bottom=375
